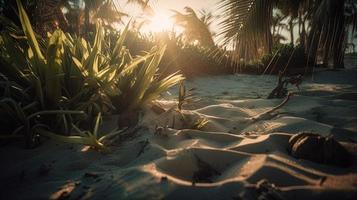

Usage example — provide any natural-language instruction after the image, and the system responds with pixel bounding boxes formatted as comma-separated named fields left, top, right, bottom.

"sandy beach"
left=1, top=67, right=357, bottom=200
left=1, top=0, right=357, bottom=199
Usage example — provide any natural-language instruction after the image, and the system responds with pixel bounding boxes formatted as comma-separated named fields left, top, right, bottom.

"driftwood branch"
left=251, top=92, right=293, bottom=122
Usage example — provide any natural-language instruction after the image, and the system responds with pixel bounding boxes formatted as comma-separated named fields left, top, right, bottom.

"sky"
left=116, top=0, right=220, bottom=18
left=113, top=0, right=310, bottom=46
left=115, top=0, right=221, bottom=34
left=146, top=0, right=220, bottom=13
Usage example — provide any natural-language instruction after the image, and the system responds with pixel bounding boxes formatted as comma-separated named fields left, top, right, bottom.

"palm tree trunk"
left=264, top=2, right=274, bottom=54
left=333, top=18, right=346, bottom=68
left=306, top=24, right=320, bottom=67
left=298, top=12, right=302, bottom=35
left=333, top=0, right=346, bottom=68
left=301, top=17, right=306, bottom=50
left=289, top=18, right=294, bottom=45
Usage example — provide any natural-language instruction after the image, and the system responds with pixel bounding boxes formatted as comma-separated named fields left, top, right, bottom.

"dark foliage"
left=262, top=44, right=307, bottom=75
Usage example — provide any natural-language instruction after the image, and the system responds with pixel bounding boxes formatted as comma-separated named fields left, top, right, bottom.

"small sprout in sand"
left=191, top=117, right=209, bottom=130
left=177, top=80, right=197, bottom=111
left=178, top=81, right=186, bottom=111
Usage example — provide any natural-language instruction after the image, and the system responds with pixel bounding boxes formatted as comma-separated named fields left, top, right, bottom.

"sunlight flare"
left=146, top=13, right=174, bottom=32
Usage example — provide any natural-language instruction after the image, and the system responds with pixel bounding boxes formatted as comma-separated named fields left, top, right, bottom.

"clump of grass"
left=0, top=97, right=87, bottom=148
left=170, top=81, right=206, bottom=130
left=37, top=113, right=107, bottom=151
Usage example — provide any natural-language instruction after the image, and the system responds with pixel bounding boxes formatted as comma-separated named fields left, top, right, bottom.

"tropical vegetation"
left=0, top=0, right=183, bottom=149
left=0, top=0, right=356, bottom=149
left=218, top=0, right=357, bottom=68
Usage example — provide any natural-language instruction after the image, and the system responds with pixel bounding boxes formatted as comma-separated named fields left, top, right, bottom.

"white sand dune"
left=1, top=68, right=357, bottom=200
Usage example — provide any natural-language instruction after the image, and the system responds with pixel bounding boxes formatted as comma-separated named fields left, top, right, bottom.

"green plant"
left=63, top=23, right=184, bottom=114
left=38, top=112, right=123, bottom=151
left=0, top=97, right=86, bottom=148
left=111, top=44, right=185, bottom=113
left=0, top=0, right=183, bottom=149
left=177, top=80, right=196, bottom=111
left=0, top=97, right=115, bottom=150
left=0, top=1, right=80, bottom=147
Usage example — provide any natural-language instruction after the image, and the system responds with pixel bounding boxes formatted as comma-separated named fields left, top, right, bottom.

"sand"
left=1, top=67, right=357, bottom=200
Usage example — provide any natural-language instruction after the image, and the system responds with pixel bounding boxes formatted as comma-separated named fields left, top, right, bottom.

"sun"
left=145, top=13, right=174, bottom=32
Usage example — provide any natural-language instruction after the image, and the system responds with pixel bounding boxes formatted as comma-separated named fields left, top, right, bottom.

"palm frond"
left=172, top=7, right=215, bottom=48
left=218, top=0, right=274, bottom=61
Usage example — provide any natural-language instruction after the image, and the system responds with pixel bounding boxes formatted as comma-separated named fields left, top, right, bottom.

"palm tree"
left=30, top=0, right=70, bottom=35
left=307, top=0, right=357, bottom=68
left=126, top=0, right=150, bottom=8
left=126, top=0, right=153, bottom=14
left=62, top=0, right=82, bottom=35
left=218, top=0, right=274, bottom=61
left=296, top=0, right=311, bottom=48
left=93, top=0, right=128, bottom=29
left=0, top=0, right=36, bottom=24
left=272, top=11, right=288, bottom=45
left=172, top=7, right=215, bottom=48
left=276, top=0, right=301, bottom=45
left=218, top=0, right=357, bottom=69
left=83, top=0, right=153, bottom=34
